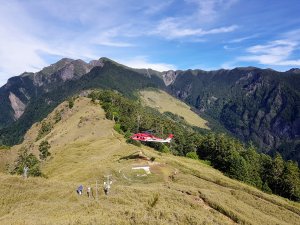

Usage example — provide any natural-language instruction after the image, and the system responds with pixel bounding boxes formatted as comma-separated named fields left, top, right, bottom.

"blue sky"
left=0, top=0, right=300, bottom=86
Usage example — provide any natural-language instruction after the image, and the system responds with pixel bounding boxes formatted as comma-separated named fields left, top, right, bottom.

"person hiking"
left=77, top=185, right=83, bottom=195
left=87, top=186, right=91, bottom=198
left=103, top=181, right=111, bottom=195
left=103, top=184, right=109, bottom=195
left=103, top=175, right=112, bottom=195
left=23, top=166, right=29, bottom=178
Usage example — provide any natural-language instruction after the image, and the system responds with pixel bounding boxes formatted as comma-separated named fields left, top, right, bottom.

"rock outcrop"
left=8, top=92, right=26, bottom=120
left=162, top=70, right=177, bottom=86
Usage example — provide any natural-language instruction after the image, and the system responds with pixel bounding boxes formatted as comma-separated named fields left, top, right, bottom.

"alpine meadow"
left=1, top=0, right=300, bottom=224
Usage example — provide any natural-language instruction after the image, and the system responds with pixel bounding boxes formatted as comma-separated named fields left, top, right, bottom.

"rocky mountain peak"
left=89, top=59, right=104, bottom=68
left=40, top=58, right=74, bottom=76
left=288, top=68, right=300, bottom=74
left=31, top=58, right=99, bottom=85
left=234, top=66, right=258, bottom=71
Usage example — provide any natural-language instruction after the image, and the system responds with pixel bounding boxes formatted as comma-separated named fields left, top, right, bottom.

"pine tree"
left=280, top=161, right=300, bottom=201
left=242, top=145, right=263, bottom=188
left=270, top=153, right=285, bottom=194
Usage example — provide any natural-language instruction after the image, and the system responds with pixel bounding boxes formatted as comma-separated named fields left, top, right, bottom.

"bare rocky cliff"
left=8, top=92, right=26, bottom=120
left=162, top=70, right=178, bottom=86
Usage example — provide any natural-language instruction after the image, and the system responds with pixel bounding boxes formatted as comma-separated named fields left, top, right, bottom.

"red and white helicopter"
left=131, top=131, right=174, bottom=143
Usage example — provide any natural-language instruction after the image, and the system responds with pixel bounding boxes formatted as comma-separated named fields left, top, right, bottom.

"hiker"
left=77, top=185, right=83, bottom=195
left=87, top=186, right=91, bottom=198
left=103, top=183, right=109, bottom=195
left=103, top=180, right=112, bottom=195
left=23, top=166, right=29, bottom=178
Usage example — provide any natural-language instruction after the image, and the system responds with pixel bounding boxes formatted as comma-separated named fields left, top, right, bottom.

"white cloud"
left=221, top=61, right=237, bottom=69
left=282, top=29, right=300, bottom=42
left=185, top=0, right=239, bottom=22
left=152, top=17, right=238, bottom=39
left=246, top=40, right=296, bottom=55
left=143, top=0, right=174, bottom=14
left=89, top=26, right=135, bottom=47
left=238, top=39, right=300, bottom=66
left=119, top=56, right=176, bottom=71
left=94, top=41, right=134, bottom=47
left=205, top=25, right=238, bottom=35
left=0, top=1, right=49, bottom=84
left=275, top=59, right=300, bottom=66
left=151, top=0, right=239, bottom=40
left=223, top=45, right=238, bottom=50
left=229, top=34, right=259, bottom=43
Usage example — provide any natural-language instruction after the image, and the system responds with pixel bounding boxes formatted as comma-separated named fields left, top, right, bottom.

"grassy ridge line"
left=139, top=89, right=209, bottom=129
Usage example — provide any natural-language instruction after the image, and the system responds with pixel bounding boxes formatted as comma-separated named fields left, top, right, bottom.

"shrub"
left=186, top=151, right=199, bottom=160
left=29, top=163, right=42, bottom=177
left=145, top=142, right=164, bottom=151
left=0, top=145, right=10, bottom=150
left=39, top=140, right=51, bottom=160
left=124, top=130, right=132, bottom=139
left=114, top=123, right=123, bottom=134
left=262, top=182, right=272, bottom=194
left=68, top=98, right=74, bottom=108
left=11, top=147, right=41, bottom=177
left=150, top=157, right=156, bottom=162
left=54, top=110, right=62, bottom=123
left=36, top=121, right=52, bottom=141
left=126, top=138, right=141, bottom=147
left=161, top=145, right=170, bottom=153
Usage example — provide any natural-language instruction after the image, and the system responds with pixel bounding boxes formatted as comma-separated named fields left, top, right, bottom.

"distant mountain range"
left=0, top=57, right=299, bottom=163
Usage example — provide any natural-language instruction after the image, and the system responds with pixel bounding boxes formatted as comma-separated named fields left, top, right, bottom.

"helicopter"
left=130, top=131, right=174, bottom=143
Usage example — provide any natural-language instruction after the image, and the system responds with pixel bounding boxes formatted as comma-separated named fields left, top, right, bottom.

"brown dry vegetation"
left=139, top=89, right=209, bottom=129
left=0, top=97, right=299, bottom=225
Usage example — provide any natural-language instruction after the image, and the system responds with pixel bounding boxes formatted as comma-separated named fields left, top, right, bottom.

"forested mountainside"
left=0, top=58, right=299, bottom=163
left=165, top=68, right=300, bottom=162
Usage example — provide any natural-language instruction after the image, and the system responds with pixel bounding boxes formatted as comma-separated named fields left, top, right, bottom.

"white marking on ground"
left=132, top=166, right=151, bottom=174
left=119, top=167, right=132, bottom=181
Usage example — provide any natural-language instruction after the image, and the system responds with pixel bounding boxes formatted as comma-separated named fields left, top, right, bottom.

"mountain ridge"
left=0, top=57, right=299, bottom=164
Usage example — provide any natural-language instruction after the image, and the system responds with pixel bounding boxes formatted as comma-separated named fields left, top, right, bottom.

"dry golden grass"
left=139, top=89, right=209, bottom=129
left=0, top=97, right=299, bottom=225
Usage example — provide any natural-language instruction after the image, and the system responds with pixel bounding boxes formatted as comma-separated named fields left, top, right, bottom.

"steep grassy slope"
left=0, top=98, right=300, bottom=225
left=139, top=90, right=209, bottom=129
